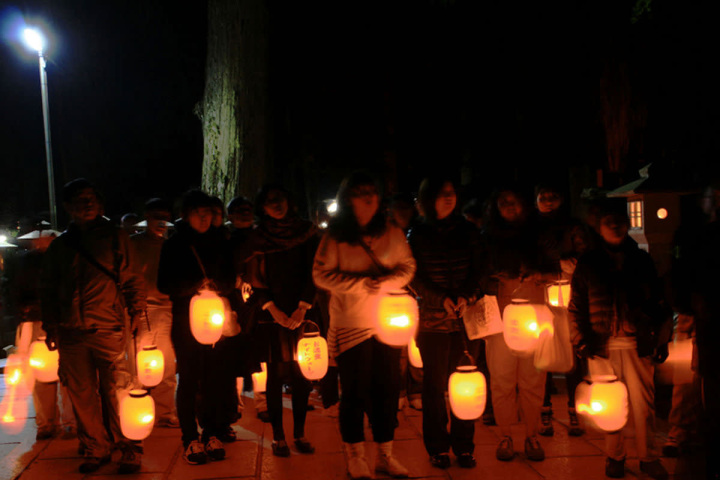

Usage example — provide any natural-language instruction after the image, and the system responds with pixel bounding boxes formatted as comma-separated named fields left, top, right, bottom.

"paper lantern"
left=28, top=337, right=59, bottom=383
left=657, top=337, right=694, bottom=385
left=189, top=288, right=229, bottom=344
left=252, top=362, right=267, bottom=393
left=297, top=323, right=329, bottom=380
left=502, top=299, right=553, bottom=353
left=448, top=365, right=486, bottom=420
left=408, top=336, right=423, bottom=368
left=575, top=375, right=628, bottom=432
left=137, top=345, right=164, bottom=388
left=120, top=389, right=155, bottom=440
left=376, top=292, right=419, bottom=347
left=546, top=280, right=571, bottom=308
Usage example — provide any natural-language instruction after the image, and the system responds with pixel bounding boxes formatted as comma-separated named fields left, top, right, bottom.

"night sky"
left=1, top=0, right=718, bottom=229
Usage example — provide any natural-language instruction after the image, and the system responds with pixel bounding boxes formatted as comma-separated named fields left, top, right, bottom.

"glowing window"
left=629, top=201, right=643, bottom=229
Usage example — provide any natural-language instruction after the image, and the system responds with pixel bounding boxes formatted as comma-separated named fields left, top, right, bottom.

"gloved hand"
left=653, top=343, right=669, bottom=364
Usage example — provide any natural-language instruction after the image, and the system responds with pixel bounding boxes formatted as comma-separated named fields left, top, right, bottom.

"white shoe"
left=398, top=396, right=409, bottom=411
left=375, top=441, right=409, bottom=478
left=409, top=398, right=422, bottom=410
left=344, top=442, right=372, bottom=480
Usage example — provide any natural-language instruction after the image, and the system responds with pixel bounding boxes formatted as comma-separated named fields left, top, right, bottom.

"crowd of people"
left=2, top=171, right=719, bottom=480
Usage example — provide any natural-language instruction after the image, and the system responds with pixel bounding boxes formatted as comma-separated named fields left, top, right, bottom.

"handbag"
left=533, top=308, right=574, bottom=373
left=463, top=295, right=503, bottom=340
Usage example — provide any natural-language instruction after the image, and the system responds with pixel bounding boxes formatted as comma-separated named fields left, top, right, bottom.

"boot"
left=344, top=442, right=372, bottom=480
left=375, top=441, right=409, bottom=478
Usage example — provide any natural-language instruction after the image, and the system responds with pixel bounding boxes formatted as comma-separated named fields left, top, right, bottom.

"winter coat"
left=157, top=222, right=235, bottom=344
left=41, top=217, right=146, bottom=333
left=568, top=237, right=672, bottom=358
left=130, top=231, right=170, bottom=308
left=408, top=216, right=483, bottom=333
left=313, top=224, right=416, bottom=330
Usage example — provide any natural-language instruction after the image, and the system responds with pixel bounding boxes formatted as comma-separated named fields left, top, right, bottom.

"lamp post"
left=22, top=28, right=57, bottom=230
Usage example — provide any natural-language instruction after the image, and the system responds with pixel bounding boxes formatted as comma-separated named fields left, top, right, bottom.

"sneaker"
left=294, top=437, right=315, bottom=454
left=568, top=408, right=584, bottom=436
left=78, top=455, right=110, bottom=473
left=605, top=457, right=625, bottom=478
left=257, top=410, right=271, bottom=423
left=398, top=396, right=409, bottom=410
left=117, top=447, right=142, bottom=474
left=345, top=442, right=371, bottom=480
left=205, top=436, right=226, bottom=461
left=375, top=443, right=409, bottom=478
left=156, top=416, right=180, bottom=428
left=539, top=406, right=554, bottom=436
left=183, top=440, right=208, bottom=465
left=639, top=460, right=669, bottom=480
left=219, top=426, right=237, bottom=443
left=272, top=440, right=291, bottom=457
left=662, top=437, right=680, bottom=457
left=496, top=436, right=514, bottom=461
left=457, top=453, right=477, bottom=468
left=409, top=398, right=422, bottom=410
left=524, top=436, right=545, bottom=461
left=429, top=453, right=451, bottom=469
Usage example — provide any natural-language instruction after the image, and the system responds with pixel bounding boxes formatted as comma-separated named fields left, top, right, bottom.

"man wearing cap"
left=41, top=178, right=147, bottom=474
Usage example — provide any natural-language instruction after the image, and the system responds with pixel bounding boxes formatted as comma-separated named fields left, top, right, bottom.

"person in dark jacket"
left=157, top=190, right=236, bottom=465
left=569, top=200, right=671, bottom=480
left=481, top=186, right=547, bottom=462
left=531, top=182, right=589, bottom=437
left=41, top=178, right=146, bottom=474
left=408, top=177, right=482, bottom=469
left=242, top=185, right=319, bottom=457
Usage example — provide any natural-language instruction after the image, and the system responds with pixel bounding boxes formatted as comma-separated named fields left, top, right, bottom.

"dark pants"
left=335, top=337, right=401, bottom=444
left=542, top=355, right=586, bottom=409
left=173, top=333, right=235, bottom=446
left=266, top=361, right=312, bottom=440
left=703, top=370, right=720, bottom=479
left=416, top=331, right=478, bottom=456
left=319, top=366, right=340, bottom=408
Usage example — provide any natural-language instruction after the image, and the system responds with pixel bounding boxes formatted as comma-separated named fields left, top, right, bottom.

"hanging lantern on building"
left=575, top=375, right=629, bottom=432
left=252, top=362, right=267, bottom=393
left=408, top=336, right=423, bottom=368
left=28, top=336, right=59, bottom=383
left=296, top=322, right=329, bottom=381
left=376, top=291, right=419, bottom=347
left=502, top=299, right=553, bottom=353
left=448, top=353, right=486, bottom=420
left=120, top=389, right=155, bottom=440
left=136, top=345, right=164, bottom=388
left=546, top=280, right=571, bottom=308
left=189, top=288, right=229, bottom=345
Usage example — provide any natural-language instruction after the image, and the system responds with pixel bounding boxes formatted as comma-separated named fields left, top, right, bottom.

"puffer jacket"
left=408, top=216, right=483, bottom=333
left=41, top=217, right=146, bottom=333
left=568, top=237, right=672, bottom=358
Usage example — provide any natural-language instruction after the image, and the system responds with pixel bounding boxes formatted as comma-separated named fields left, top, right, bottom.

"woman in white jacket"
left=313, top=171, right=416, bottom=480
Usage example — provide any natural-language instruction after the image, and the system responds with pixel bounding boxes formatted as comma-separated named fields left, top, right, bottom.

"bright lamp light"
left=23, top=28, right=44, bottom=53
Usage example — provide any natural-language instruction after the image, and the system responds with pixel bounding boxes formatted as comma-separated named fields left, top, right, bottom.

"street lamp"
left=22, top=27, right=57, bottom=230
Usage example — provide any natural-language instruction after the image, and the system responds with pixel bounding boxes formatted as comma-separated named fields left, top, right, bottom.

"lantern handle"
left=300, top=320, right=321, bottom=336
left=456, top=350, right=476, bottom=368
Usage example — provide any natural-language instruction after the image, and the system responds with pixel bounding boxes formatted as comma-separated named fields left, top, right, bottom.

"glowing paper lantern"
left=502, top=299, right=553, bottom=353
left=28, top=337, right=59, bottom=383
left=189, top=288, right=229, bottom=344
left=657, top=337, right=694, bottom=385
left=252, top=362, right=267, bottom=393
left=297, top=323, right=329, bottom=380
left=448, top=365, right=486, bottom=420
left=575, top=375, right=628, bottom=432
left=376, top=292, right=419, bottom=347
left=120, top=389, right=155, bottom=440
left=408, top=337, right=423, bottom=368
left=546, top=280, right=571, bottom=308
left=136, top=345, right=164, bottom=388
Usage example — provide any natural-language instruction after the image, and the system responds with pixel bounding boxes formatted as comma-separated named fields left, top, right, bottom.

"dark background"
left=1, top=0, right=718, bottom=229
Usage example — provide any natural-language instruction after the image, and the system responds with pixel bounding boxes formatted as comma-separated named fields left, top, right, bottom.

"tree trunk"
left=199, top=0, right=270, bottom=203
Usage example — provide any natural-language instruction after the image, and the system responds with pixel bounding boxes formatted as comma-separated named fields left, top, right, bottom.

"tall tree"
left=198, top=0, right=270, bottom=203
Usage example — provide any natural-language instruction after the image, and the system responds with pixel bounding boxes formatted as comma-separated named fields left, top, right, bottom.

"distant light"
left=657, top=208, right=668, bottom=220
left=320, top=221, right=328, bottom=229
left=327, top=200, right=338, bottom=215
left=0, top=235, right=6, bottom=243
left=23, top=28, right=44, bottom=53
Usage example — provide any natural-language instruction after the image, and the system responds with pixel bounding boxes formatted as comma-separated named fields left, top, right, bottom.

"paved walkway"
left=0, top=376, right=706, bottom=480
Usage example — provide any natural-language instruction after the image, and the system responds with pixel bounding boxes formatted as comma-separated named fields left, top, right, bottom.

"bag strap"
left=62, top=231, right=120, bottom=286
left=357, top=238, right=418, bottom=297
